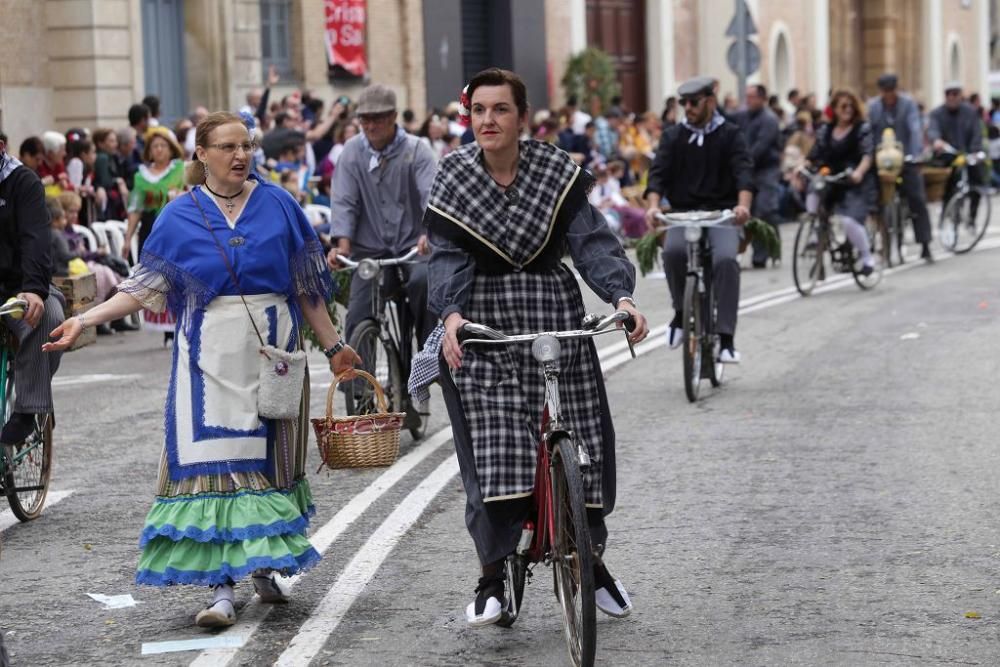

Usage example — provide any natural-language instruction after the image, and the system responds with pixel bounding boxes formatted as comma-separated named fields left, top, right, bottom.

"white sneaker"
left=719, top=348, right=741, bottom=364
left=252, top=572, right=290, bottom=603
left=595, top=579, right=633, bottom=618
left=195, top=599, right=236, bottom=628
left=666, top=327, right=683, bottom=349
left=465, top=576, right=504, bottom=627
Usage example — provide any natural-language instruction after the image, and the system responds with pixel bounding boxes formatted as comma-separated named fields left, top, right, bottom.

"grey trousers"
left=344, top=259, right=434, bottom=348
left=662, top=225, right=742, bottom=336
left=2, top=289, right=65, bottom=413
left=898, top=163, right=933, bottom=244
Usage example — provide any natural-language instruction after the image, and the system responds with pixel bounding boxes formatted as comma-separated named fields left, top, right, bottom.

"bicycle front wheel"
left=940, top=190, right=991, bottom=254
left=3, top=373, right=52, bottom=521
left=682, top=277, right=702, bottom=403
left=345, top=320, right=404, bottom=417
left=883, top=203, right=904, bottom=267
left=792, top=216, right=824, bottom=296
left=550, top=436, right=596, bottom=667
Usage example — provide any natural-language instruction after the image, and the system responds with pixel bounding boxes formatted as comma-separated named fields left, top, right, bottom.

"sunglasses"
left=680, top=95, right=706, bottom=108
left=358, top=112, right=395, bottom=124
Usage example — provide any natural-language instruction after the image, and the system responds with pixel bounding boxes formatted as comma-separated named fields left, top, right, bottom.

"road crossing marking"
left=52, top=373, right=144, bottom=388
left=0, top=489, right=75, bottom=533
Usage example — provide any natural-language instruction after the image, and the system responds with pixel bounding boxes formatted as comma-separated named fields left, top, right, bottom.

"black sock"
left=669, top=311, right=682, bottom=328
left=720, top=334, right=734, bottom=351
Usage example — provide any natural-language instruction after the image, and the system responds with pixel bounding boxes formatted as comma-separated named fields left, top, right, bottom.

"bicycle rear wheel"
left=550, top=436, right=596, bottom=667
left=345, top=320, right=404, bottom=417
left=940, top=190, right=991, bottom=254
left=3, top=372, right=52, bottom=522
left=682, top=277, right=702, bottom=403
left=792, top=216, right=825, bottom=296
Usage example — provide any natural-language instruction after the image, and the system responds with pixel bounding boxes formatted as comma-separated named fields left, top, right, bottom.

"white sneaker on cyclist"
left=465, top=575, right=504, bottom=627
left=666, top=327, right=683, bottom=350
left=719, top=348, right=741, bottom=364
left=594, top=563, right=632, bottom=618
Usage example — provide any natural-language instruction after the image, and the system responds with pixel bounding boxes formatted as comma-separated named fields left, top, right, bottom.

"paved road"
left=2, top=226, right=1000, bottom=666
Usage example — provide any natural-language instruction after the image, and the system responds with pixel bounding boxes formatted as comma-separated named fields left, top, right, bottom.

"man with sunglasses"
left=644, top=76, right=753, bottom=363
left=326, top=84, right=438, bottom=417
left=868, top=73, right=935, bottom=262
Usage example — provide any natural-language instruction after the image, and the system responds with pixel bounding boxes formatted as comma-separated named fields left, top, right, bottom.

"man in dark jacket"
left=929, top=82, right=987, bottom=223
left=644, top=76, right=753, bottom=363
left=735, top=83, right=783, bottom=267
left=0, top=131, right=65, bottom=446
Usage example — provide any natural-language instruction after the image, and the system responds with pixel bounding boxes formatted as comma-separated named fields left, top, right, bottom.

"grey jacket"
left=928, top=103, right=983, bottom=153
left=733, top=107, right=782, bottom=172
left=867, top=93, right=924, bottom=157
left=329, top=130, right=438, bottom=258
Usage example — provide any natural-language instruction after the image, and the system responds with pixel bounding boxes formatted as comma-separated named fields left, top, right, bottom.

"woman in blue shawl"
left=45, top=112, right=360, bottom=628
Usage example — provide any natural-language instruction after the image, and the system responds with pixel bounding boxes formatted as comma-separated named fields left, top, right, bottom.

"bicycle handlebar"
left=0, top=299, right=28, bottom=317
left=654, top=209, right=735, bottom=226
left=337, top=247, right=420, bottom=270
left=458, top=310, right=636, bottom=348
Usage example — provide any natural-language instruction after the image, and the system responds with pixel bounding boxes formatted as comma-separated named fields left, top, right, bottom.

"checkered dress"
left=428, top=140, right=607, bottom=506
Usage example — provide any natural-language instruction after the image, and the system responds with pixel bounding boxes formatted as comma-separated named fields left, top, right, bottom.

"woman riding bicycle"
left=803, top=90, right=879, bottom=276
left=425, top=68, right=649, bottom=627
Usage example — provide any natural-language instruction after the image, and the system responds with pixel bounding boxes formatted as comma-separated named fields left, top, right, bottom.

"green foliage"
left=301, top=271, right=352, bottom=351
left=745, top=218, right=781, bottom=260
left=635, top=231, right=662, bottom=277
left=561, top=48, right=622, bottom=114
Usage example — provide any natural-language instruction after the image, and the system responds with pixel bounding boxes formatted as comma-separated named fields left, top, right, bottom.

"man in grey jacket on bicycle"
left=867, top=73, right=935, bottom=262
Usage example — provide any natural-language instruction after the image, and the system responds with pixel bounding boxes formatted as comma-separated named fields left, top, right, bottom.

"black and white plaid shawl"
left=425, top=140, right=593, bottom=270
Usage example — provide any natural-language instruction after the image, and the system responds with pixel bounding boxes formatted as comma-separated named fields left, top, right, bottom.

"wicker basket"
left=878, top=171, right=899, bottom=206
left=311, top=369, right=405, bottom=471
left=921, top=166, right=952, bottom=203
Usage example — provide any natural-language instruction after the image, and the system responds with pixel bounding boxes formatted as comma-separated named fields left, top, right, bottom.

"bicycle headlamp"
left=684, top=225, right=702, bottom=243
left=531, top=335, right=561, bottom=363
left=357, top=259, right=380, bottom=281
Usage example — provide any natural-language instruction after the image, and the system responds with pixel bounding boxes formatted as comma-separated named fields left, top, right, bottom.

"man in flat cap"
left=327, top=83, right=438, bottom=425
left=644, top=75, right=753, bottom=364
left=928, top=81, right=987, bottom=229
left=867, top=73, right=935, bottom=262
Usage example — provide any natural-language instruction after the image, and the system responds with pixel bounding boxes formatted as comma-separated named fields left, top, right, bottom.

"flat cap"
left=356, top=84, right=397, bottom=115
left=944, top=80, right=963, bottom=93
left=876, top=73, right=898, bottom=91
left=678, top=76, right=716, bottom=97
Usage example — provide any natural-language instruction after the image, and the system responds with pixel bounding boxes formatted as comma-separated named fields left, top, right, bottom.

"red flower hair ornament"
left=458, top=85, right=471, bottom=127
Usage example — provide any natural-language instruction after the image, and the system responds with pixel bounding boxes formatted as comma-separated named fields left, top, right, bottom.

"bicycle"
left=792, top=168, right=885, bottom=297
left=458, top=310, right=636, bottom=667
left=0, top=299, right=53, bottom=521
left=656, top=210, right=733, bottom=403
left=937, top=148, right=991, bottom=254
left=337, top=248, right=426, bottom=439
left=879, top=156, right=921, bottom=267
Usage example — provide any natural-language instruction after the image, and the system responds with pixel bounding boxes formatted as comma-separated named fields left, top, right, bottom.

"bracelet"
left=75, top=313, right=88, bottom=328
left=322, top=339, right=346, bottom=359
left=616, top=296, right=637, bottom=309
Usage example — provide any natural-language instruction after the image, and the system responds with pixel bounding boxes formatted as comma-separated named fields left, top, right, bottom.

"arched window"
left=769, top=23, right=793, bottom=101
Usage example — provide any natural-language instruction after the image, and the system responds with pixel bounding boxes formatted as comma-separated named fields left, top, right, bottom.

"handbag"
left=189, top=191, right=306, bottom=420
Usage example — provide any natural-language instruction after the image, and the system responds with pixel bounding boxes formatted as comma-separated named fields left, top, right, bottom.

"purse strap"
left=188, top=189, right=268, bottom=349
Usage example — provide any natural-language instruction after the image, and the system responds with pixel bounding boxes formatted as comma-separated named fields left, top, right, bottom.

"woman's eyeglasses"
left=209, top=142, right=257, bottom=155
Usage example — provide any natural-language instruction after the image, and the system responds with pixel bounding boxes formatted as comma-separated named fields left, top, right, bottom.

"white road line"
left=273, top=456, right=461, bottom=667
left=196, top=238, right=1000, bottom=666
left=0, top=489, right=75, bottom=532
left=52, top=374, right=143, bottom=388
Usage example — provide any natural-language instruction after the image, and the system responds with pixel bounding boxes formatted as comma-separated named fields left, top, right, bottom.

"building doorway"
left=585, top=0, right=647, bottom=113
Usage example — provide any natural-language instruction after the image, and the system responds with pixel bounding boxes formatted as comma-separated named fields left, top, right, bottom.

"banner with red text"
left=325, top=0, right=367, bottom=76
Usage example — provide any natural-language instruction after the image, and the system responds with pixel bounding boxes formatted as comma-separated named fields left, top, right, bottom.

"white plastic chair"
left=304, top=204, right=332, bottom=228
left=72, top=224, right=97, bottom=253
left=89, top=222, right=111, bottom=251
left=102, top=223, right=126, bottom=259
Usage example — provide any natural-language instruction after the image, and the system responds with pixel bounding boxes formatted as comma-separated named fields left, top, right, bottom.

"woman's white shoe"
left=195, top=599, right=236, bottom=628
left=252, top=573, right=290, bottom=603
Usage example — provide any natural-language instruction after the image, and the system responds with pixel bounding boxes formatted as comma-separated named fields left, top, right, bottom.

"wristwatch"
left=323, top=340, right=346, bottom=359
